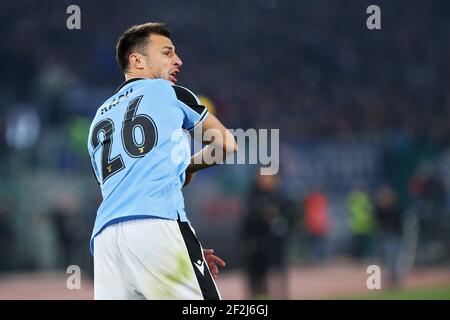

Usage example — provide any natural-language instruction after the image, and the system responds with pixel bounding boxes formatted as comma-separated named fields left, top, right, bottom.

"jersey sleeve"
left=172, top=85, right=209, bottom=130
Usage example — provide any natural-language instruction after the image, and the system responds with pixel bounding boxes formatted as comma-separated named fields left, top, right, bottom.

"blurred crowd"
left=0, top=0, right=449, bottom=297
left=1, top=1, right=450, bottom=139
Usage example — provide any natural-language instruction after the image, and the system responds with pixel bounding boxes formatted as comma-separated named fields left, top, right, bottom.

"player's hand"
left=183, top=167, right=196, bottom=188
left=203, top=249, right=226, bottom=279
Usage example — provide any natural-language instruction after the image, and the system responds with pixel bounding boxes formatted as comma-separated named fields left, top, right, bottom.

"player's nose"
left=173, top=53, right=182, bottom=67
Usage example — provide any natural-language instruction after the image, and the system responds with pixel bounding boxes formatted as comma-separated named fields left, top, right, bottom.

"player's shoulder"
left=134, top=78, right=174, bottom=94
left=171, top=85, right=201, bottom=106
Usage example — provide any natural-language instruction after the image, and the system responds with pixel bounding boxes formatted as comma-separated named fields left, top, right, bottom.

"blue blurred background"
left=0, top=0, right=449, bottom=299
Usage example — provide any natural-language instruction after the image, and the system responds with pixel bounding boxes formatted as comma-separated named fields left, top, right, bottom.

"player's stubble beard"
left=142, top=56, right=175, bottom=84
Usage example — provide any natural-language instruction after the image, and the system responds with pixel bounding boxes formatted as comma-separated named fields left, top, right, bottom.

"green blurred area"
left=329, top=285, right=450, bottom=300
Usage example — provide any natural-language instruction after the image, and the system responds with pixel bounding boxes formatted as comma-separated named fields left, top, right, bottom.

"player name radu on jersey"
left=100, top=87, right=134, bottom=115
left=182, top=304, right=216, bottom=318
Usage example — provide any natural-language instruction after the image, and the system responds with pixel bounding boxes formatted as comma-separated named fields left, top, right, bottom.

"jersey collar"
left=116, top=77, right=146, bottom=93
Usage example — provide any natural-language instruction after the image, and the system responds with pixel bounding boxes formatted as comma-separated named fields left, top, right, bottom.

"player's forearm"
left=188, top=112, right=238, bottom=173
left=187, top=146, right=216, bottom=172
left=188, top=142, right=237, bottom=173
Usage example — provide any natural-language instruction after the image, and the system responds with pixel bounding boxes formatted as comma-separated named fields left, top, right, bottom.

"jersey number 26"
left=91, top=95, right=158, bottom=183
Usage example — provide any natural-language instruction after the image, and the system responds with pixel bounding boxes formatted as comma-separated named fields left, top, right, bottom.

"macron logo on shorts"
left=194, top=259, right=205, bottom=276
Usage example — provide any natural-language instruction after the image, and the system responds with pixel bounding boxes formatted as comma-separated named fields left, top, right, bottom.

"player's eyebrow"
left=161, top=45, right=175, bottom=51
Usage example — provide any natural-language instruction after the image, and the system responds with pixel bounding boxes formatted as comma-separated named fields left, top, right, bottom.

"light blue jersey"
left=87, top=78, right=208, bottom=253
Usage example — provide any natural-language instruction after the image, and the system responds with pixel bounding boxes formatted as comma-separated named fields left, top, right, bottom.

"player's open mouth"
left=169, top=70, right=179, bottom=83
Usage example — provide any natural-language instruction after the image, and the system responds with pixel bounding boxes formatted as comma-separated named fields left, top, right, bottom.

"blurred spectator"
left=374, top=185, right=405, bottom=287
left=46, top=194, right=90, bottom=271
left=303, top=189, right=331, bottom=263
left=0, top=197, right=15, bottom=271
left=346, top=187, right=376, bottom=259
left=409, top=162, right=448, bottom=265
left=241, top=173, right=292, bottom=299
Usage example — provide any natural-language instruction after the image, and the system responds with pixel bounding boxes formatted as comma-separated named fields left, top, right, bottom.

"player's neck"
left=124, top=71, right=150, bottom=82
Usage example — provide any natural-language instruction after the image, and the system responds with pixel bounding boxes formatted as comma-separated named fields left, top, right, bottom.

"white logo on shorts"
left=194, top=259, right=205, bottom=276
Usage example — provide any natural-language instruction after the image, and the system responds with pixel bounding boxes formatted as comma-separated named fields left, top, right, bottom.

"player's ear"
left=129, top=52, right=144, bottom=70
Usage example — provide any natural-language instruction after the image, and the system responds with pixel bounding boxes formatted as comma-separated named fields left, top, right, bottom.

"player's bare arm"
left=183, top=113, right=237, bottom=188
left=188, top=113, right=238, bottom=171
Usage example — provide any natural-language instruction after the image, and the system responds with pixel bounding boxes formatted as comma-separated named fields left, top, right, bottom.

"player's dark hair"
left=116, top=22, right=172, bottom=72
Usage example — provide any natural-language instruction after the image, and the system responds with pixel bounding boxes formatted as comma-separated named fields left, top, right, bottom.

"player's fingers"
left=209, top=262, right=217, bottom=274
left=203, top=249, right=214, bottom=255
left=208, top=262, right=218, bottom=278
left=210, top=254, right=226, bottom=267
left=208, top=267, right=217, bottom=279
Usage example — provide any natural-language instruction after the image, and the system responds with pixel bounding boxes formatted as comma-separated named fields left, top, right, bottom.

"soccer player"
left=87, top=22, right=237, bottom=299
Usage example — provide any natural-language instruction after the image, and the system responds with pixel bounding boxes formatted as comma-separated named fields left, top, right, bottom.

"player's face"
left=143, top=34, right=182, bottom=84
